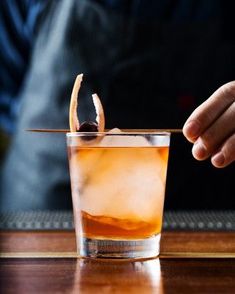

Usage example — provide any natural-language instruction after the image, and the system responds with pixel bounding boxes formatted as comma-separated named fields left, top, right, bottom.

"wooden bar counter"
left=1, top=231, right=235, bottom=293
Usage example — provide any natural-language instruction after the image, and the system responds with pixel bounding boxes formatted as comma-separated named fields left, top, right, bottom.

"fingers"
left=211, top=133, right=235, bottom=168
left=183, top=82, right=235, bottom=143
left=191, top=101, right=235, bottom=160
left=183, top=81, right=235, bottom=167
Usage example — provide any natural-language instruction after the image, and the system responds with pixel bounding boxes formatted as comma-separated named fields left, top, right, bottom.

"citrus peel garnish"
left=69, top=74, right=83, bottom=132
left=69, top=74, right=105, bottom=133
left=92, top=93, right=105, bottom=132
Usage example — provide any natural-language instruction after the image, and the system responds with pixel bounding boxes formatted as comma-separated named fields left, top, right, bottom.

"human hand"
left=183, top=81, right=235, bottom=168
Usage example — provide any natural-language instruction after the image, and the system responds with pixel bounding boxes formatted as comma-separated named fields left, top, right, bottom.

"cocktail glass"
left=67, top=131, right=170, bottom=259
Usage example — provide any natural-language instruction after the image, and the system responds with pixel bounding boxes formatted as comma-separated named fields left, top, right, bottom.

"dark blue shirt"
left=0, top=0, right=44, bottom=133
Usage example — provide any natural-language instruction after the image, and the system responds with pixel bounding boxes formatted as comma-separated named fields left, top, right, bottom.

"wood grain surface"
left=1, top=231, right=235, bottom=256
left=1, top=231, right=235, bottom=293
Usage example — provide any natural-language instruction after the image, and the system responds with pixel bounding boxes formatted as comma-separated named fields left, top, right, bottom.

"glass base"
left=79, top=234, right=161, bottom=259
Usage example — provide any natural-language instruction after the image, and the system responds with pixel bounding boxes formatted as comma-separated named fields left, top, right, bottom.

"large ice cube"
left=79, top=146, right=166, bottom=222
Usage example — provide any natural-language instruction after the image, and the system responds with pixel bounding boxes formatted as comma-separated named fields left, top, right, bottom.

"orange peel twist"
left=69, top=74, right=105, bottom=132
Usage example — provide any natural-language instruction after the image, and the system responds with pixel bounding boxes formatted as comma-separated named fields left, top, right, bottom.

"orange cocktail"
left=67, top=131, right=170, bottom=259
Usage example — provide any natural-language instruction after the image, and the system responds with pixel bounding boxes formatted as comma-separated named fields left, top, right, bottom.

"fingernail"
left=192, top=141, right=207, bottom=159
left=183, top=121, right=200, bottom=138
left=212, top=152, right=225, bottom=167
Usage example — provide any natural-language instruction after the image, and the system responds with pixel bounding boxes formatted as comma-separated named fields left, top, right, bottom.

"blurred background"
left=1, top=0, right=235, bottom=213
